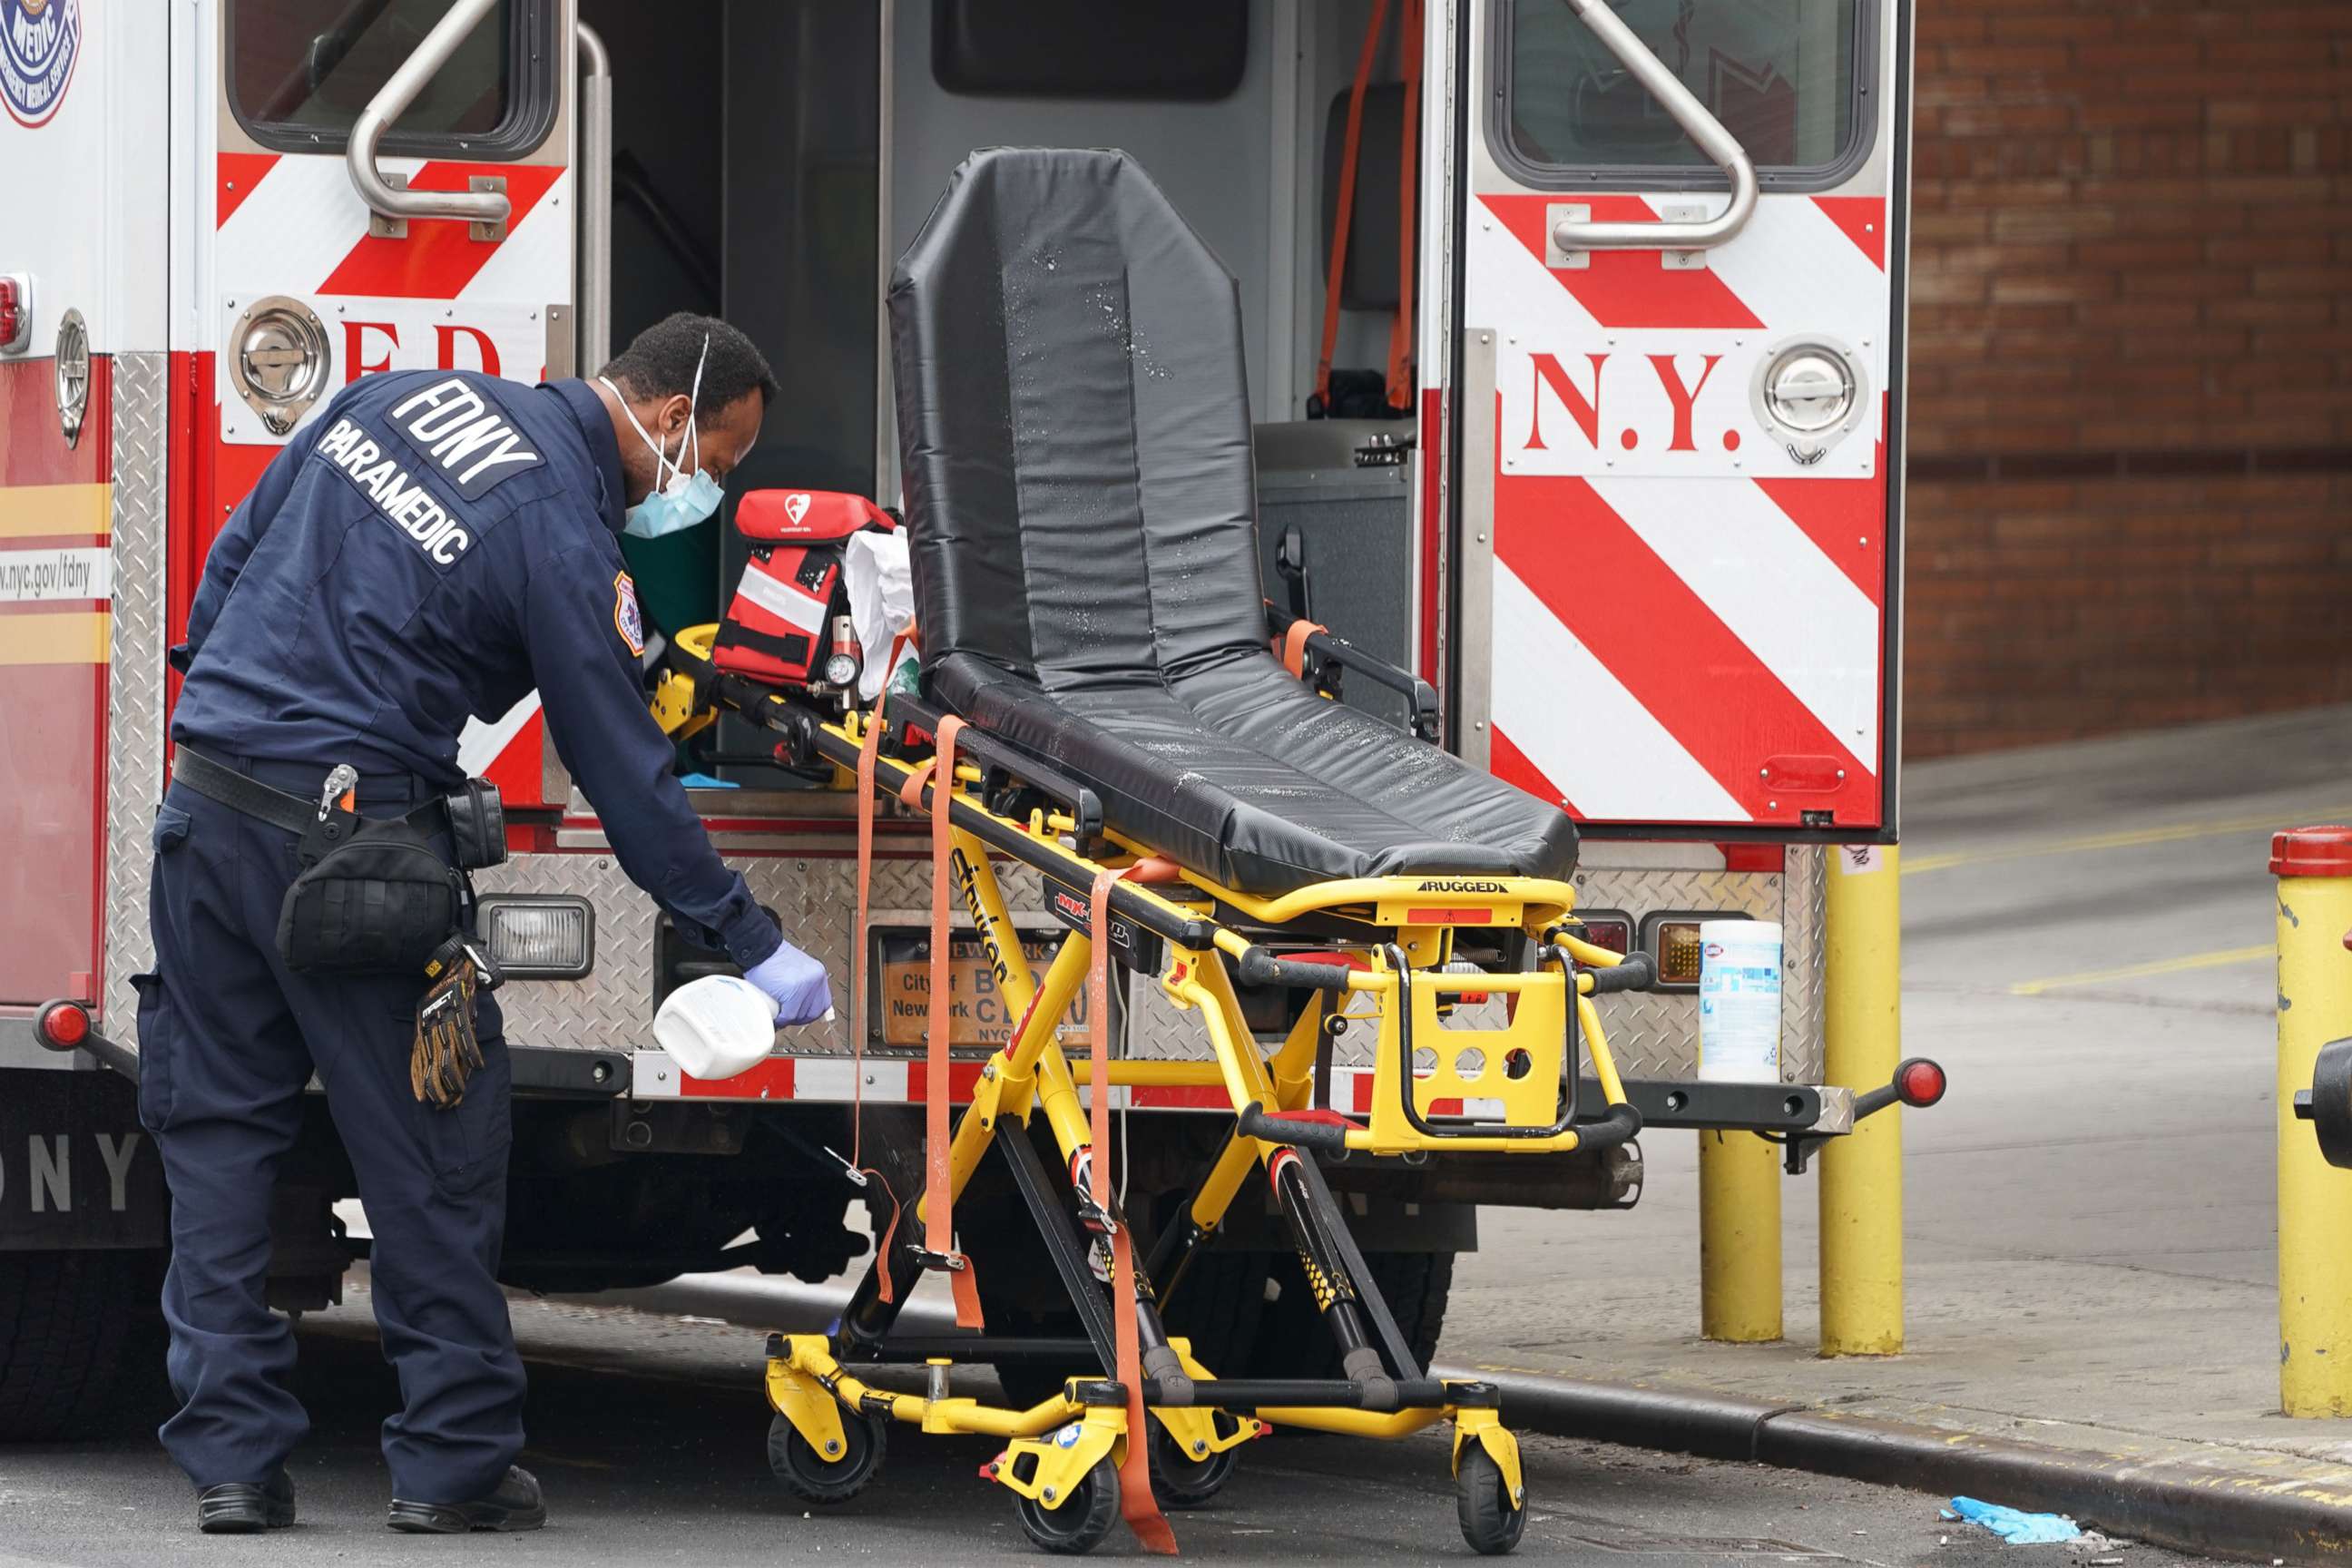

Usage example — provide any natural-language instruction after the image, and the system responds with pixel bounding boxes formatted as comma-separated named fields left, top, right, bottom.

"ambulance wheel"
left=1016, top=1455, right=1119, bottom=1554
left=767, top=1409, right=885, bottom=1504
left=1455, top=1446, right=1525, bottom=1556
left=1150, top=1419, right=1239, bottom=1508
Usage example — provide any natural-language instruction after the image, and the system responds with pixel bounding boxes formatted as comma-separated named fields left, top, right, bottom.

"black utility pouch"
left=276, top=812, right=466, bottom=975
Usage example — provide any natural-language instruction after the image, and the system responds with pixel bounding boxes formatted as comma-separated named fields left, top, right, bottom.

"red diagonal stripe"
left=1811, top=195, right=1886, bottom=270
left=1481, top=192, right=1763, bottom=330
left=1752, top=455, right=1887, bottom=606
left=1496, top=471, right=1871, bottom=824
left=318, top=162, right=564, bottom=299
left=1490, top=725, right=1580, bottom=818
left=216, top=152, right=279, bottom=228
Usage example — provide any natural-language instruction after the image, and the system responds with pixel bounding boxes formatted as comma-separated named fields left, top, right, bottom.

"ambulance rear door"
left=1446, top=0, right=1906, bottom=840
left=191, top=0, right=575, bottom=805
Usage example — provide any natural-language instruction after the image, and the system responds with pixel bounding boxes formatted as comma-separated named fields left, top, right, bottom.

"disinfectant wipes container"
left=1696, top=920, right=1783, bottom=1083
left=653, top=975, right=779, bottom=1082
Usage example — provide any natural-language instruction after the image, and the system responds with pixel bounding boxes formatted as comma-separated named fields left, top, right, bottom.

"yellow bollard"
left=1699, top=1130, right=1783, bottom=1341
left=1820, top=843, right=1903, bottom=1357
left=2273, top=827, right=2352, bottom=1416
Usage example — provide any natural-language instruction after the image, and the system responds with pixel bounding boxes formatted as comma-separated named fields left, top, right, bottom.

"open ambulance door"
left=1440, top=0, right=1906, bottom=841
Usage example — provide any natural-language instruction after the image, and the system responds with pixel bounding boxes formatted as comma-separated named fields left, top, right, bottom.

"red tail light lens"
left=35, top=1000, right=90, bottom=1051
left=0, top=277, right=21, bottom=350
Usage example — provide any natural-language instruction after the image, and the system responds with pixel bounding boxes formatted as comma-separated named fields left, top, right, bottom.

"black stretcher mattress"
left=887, top=148, right=1577, bottom=897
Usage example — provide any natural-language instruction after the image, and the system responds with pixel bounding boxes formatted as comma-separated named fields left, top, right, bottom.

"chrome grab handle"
left=575, top=19, right=613, bottom=372
left=345, top=0, right=513, bottom=228
left=1548, top=0, right=1758, bottom=253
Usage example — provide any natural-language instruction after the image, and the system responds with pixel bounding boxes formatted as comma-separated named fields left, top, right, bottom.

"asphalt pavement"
left=0, top=1285, right=2218, bottom=1565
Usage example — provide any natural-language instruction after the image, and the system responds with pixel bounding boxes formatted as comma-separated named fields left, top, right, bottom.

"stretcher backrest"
left=887, top=148, right=1266, bottom=691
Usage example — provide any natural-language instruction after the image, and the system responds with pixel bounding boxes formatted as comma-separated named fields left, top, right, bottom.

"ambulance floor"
left=0, top=1283, right=2221, bottom=1565
left=1450, top=702, right=2352, bottom=1467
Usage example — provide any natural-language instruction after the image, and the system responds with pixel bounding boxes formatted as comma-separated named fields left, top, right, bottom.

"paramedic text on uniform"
left=143, top=314, right=828, bottom=1535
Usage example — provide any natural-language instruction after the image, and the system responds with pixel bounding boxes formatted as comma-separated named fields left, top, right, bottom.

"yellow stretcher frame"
left=745, top=698, right=1636, bottom=1553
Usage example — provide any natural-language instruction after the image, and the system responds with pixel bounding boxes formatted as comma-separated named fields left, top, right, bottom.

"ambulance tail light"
left=1638, top=910, right=1752, bottom=993
left=0, top=274, right=28, bottom=355
left=478, top=896, right=595, bottom=980
left=34, top=1000, right=90, bottom=1053
left=1571, top=912, right=1633, bottom=961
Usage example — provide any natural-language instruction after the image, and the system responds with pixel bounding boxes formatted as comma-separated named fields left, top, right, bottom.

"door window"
left=228, top=0, right=557, bottom=157
left=1494, top=0, right=1871, bottom=188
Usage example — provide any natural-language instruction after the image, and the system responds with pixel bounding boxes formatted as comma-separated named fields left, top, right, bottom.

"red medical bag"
left=712, top=489, right=894, bottom=687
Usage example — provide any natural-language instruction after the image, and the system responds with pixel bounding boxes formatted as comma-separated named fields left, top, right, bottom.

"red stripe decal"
left=1480, top=193, right=1764, bottom=330
left=1811, top=196, right=1886, bottom=271
left=1496, top=471, right=1871, bottom=823
left=1350, top=1075, right=1375, bottom=1114
left=1489, top=724, right=1579, bottom=815
left=1129, top=1085, right=1235, bottom=1110
left=1750, top=451, right=1887, bottom=606
left=216, top=152, right=280, bottom=229
left=1417, top=387, right=1444, bottom=688
left=682, top=1057, right=795, bottom=1099
left=907, top=1059, right=988, bottom=1104
left=1, top=355, right=109, bottom=487
left=317, top=162, right=564, bottom=299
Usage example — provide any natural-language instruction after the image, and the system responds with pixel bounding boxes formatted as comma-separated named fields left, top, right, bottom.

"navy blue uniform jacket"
left=172, top=370, right=779, bottom=969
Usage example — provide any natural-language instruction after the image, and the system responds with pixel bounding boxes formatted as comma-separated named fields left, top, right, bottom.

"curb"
left=1440, top=1366, right=2352, bottom=1568
left=586, top=1275, right=2352, bottom=1565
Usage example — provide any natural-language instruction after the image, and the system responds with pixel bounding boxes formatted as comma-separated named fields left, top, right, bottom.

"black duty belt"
left=173, top=746, right=446, bottom=837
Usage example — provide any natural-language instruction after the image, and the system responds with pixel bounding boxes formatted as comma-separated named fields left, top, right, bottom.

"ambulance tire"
left=0, top=1250, right=161, bottom=1441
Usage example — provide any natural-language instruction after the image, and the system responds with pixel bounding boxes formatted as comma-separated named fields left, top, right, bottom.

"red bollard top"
left=2270, top=826, right=2352, bottom=877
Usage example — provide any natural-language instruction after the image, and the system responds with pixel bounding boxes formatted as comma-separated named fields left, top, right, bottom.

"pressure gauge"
left=824, top=616, right=861, bottom=690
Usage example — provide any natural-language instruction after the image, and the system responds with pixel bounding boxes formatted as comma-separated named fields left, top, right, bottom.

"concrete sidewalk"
left=1445, top=706, right=2352, bottom=1498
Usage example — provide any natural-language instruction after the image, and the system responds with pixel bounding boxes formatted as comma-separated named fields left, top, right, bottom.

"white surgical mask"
left=603, top=334, right=723, bottom=539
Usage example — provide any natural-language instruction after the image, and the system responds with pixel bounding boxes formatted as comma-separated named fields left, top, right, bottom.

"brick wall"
left=1904, top=1, right=2352, bottom=757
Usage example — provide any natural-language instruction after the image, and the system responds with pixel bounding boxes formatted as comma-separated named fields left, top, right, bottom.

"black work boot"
left=196, top=1469, right=297, bottom=1534
left=386, top=1465, right=546, bottom=1534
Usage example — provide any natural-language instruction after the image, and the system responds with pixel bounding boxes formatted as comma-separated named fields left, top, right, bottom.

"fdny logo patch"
left=2, top=0, right=82, bottom=128
left=613, top=573, right=644, bottom=656
left=384, top=377, right=544, bottom=501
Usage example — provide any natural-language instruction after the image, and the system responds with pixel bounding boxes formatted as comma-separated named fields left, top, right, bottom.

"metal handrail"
left=345, top=0, right=513, bottom=227
left=576, top=19, right=613, bottom=372
left=1548, top=0, right=1758, bottom=253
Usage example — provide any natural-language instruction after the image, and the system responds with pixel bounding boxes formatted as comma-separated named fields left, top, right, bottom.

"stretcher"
left=649, top=149, right=1933, bottom=1557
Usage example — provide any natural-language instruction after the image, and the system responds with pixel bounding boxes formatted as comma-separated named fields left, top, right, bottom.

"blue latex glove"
left=1946, top=1498, right=2079, bottom=1545
left=744, top=939, right=832, bottom=1026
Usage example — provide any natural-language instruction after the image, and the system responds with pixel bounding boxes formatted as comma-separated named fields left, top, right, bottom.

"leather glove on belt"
left=413, top=935, right=501, bottom=1111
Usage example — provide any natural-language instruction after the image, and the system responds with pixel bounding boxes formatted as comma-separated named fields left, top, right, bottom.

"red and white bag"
left=712, top=489, right=894, bottom=687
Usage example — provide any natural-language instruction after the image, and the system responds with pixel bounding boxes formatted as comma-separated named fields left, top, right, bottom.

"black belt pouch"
left=277, top=815, right=466, bottom=976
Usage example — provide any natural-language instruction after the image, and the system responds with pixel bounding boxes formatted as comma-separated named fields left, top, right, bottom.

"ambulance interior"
left=567, top=0, right=1431, bottom=790
left=563, top=0, right=1849, bottom=794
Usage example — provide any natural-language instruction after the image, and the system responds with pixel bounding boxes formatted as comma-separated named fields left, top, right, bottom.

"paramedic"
left=144, top=313, right=828, bottom=1534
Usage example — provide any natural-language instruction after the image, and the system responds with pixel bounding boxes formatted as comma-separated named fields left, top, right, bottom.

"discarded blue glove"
left=743, top=938, right=832, bottom=1026
left=1946, top=1497, right=2081, bottom=1545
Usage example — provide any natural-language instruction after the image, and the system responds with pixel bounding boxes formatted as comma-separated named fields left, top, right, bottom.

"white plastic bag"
left=842, top=529, right=916, bottom=701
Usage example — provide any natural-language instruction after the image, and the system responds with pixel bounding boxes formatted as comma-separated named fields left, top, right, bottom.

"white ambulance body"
left=0, top=0, right=1906, bottom=1426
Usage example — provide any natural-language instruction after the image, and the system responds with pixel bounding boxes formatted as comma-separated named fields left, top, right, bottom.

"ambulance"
left=0, top=0, right=1908, bottom=1433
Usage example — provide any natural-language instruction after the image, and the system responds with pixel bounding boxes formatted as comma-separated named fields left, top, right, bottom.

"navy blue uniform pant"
left=136, top=756, right=521, bottom=1503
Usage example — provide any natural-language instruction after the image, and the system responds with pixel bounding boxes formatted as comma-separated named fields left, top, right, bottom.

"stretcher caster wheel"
left=768, top=1409, right=886, bottom=1504
left=1016, top=1455, right=1119, bottom=1555
left=1455, top=1446, right=1525, bottom=1556
left=1150, top=1422, right=1238, bottom=1509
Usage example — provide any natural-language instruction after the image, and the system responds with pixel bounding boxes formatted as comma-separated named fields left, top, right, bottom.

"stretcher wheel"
left=1016, top=1455, right=1119, bottom=1555
left=767, top=1409, right=886, bottom=1504
left=1455, top=1446, right=1525, bottom=1556
left=1149, top=1421, right=1239, bottom=1508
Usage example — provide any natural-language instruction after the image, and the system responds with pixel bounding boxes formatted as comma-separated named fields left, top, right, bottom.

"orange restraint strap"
left=847, top=630, right=914, bottom=1301
left=1090, top=864, right=1181, bottom=1556
left=1277, top=617, right=1326, bottom=680
left=898, top=713, right=985, bottom=1329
